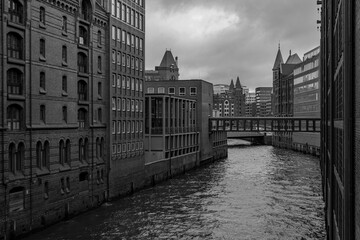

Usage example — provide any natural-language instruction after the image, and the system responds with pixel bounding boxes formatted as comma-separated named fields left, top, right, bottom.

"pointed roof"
left=273, top=48, right=284, bottom=70
left=235, top=76, right=242, bottom=89
left=159, top=50, right=178, bottom=68
left=285, top=53, right=302, bottom=64
left=229, top=79, right=235, bottom=90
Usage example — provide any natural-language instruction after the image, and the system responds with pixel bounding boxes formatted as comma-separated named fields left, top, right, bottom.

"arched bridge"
left=209, top=117, right=321, bottom=133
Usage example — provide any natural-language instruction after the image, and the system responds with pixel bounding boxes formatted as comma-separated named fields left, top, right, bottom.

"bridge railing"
left=209, top=117, right=321, bottom=132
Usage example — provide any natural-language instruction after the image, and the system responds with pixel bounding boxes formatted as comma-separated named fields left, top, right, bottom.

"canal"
left=24, top=143, right=325, bottom=240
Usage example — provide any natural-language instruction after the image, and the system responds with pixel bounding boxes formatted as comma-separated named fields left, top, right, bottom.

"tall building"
left=213, top=77, right=245, bottom=117
left=320, top=1, right=359, bottom=239
left=145, top=50, right=179, bottom=81
left=255, top=87, right=273, bottom=116
left=245, top=91, right=256, bottom=117
left=108, top=0, right=145, bottom=198
left=292, top=46, right=320, bottom=154
left=272, top=46, right=301, bottom=148
left=0, top=0, right=145, bottom=237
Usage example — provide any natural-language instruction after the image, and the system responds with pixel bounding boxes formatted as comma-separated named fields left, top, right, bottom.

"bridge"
left=209, top=117, right=321, bottom=133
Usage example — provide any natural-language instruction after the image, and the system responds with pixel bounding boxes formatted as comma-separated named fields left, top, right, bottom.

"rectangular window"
left=116, top=1, right=120, bottom=18
left=62, top=76, right=67, bottom=92
left=131, top=9, right=134, bottom=26
left=140, top=60, right=143, bottom=72
left=122, top=76, right=126, bottom=89
left=131, top=57, right=135, bottom=69
left=117, top=98, right=121, bottom=111
left=122, top=99, right=126, bottom=111
left=112, top=74, right=116, bottom=87
left=135, top=37, right=139, bottom=50
left=122, top=54, right=126, bottom=66
left=126, top=77, right=130, bottom=89
left=112, top=121, right=116, bottom=134
left=135, top=79, right=139, bottom=91
left=139, top=14, right=143, bottom=30
left=117, top=75, right=121, bottom=88
left=122, top=30, right=126, bottom=44
left=126, top=7, right=130, bottom=23
left=117, top=121, right=121, bottom=134
left=127, top=33, right=131, bottom=46
left=139, top=80, right=143, bottom=92
left=135, top=100, right=139, bottom=112
left=190, top=87, right=197, bottom=96
left=127, top=55, right=130, bottom=68
left=158, top=87, right=165, bottom=93
left=147, top=87, right=154, bottom=93
left=111, top=0, right=115, bottom=16
left=140, top=101, right=143, bottom=112
left=117, top=52, right=121, bottom=65
left=131, top=100, right=134, bottom=112
left=135, top=58, right=139, bottom=70
left=127, top=99, right=130, bottom=111
left=112, top=98, right=116, bottom=110
left=135, top=12, right=139, bottom=28
left=112, top=26, right=116, bottom=40
left=117, top=28, right=121, bottom=42
left=117, top=144, right=121, bottom=153
left=179, top=87, right=186, bottom=96
left=131, top=78, right=135, bottom=90
left=122, top=122, right=126, bottom=133
left=131, top=35, right=135, bottom=48
left=112, top=50, right=116, bottom=63
left=121, top=4, right=126, bottom=21
left=169, top=87, right=175, bottom=94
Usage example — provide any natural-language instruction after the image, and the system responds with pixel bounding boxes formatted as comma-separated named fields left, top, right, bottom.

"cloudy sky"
left=145, top=0, right=320, bottom=91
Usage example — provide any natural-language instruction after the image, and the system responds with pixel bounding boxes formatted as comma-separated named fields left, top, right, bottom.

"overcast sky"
left=145, top=0, right=320, bottom=91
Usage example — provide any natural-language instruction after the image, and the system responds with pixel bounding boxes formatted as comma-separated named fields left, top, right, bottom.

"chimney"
left=175, top=56, right=178, bottom=66
left=289, top=50, right=292, bottom=56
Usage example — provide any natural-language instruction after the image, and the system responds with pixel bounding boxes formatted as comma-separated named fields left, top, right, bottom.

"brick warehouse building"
left=320, top=0, right=359, bottom=239
left=0, top=0, right=145, bottom=238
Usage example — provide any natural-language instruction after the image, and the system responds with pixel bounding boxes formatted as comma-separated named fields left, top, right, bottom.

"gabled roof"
left=273, top=48, right=284, bottom=70
left=159, top=50, right=178, bottom=68
left=285, top=53, right=302, bottom=64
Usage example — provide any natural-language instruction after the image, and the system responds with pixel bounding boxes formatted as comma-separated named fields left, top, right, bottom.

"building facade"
left=245, top=91, right=256, bottom=117
left=108, top=0, right=145, bottom=198
left=144, top=50, right=179, bottom=81
left=255, top=87, right=272, bottom=116
left=213, top=77, right=245, bottom=117
left=292, top=46, right=320, bottom=155
left=320, top=0, right=359, bottom=239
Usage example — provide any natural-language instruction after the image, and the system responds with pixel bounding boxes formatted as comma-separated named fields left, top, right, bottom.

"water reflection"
left=24, top=146, right=325, bottom=240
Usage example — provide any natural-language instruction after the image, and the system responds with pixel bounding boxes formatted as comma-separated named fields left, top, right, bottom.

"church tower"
left=155, top=50, right=180, bottom=80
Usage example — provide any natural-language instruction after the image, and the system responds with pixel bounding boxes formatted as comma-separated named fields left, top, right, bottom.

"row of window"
left=112, top=120, right=143, bottom=134
left=8, top=137, right=104, bottom=175
left=111, top=50, right=143, bottom=72
left=39, top=7, right=68, bottom=33
left=111, top=98, right=143, bottom=112
left=112, top=74, right=143, bottom=92
left=147, top=87, right=198, bottom=96
left=294, top=71, right=319, bottom=85
left=111, top=1, right=144, bottom=30
left=112, top=141, right=143, bottom=155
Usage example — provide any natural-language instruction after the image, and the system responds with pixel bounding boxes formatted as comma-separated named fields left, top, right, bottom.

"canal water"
left=24, top=142, right=325, bottom=240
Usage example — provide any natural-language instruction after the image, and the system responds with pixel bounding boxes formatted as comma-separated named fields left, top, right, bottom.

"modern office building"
left=213, top=78, right=246, bottom=117
left=320, top=1, right=359, bottom=239
left=292, top=46, right=320, bottom=154
left=108, top=0, right=145, bottom=198
left=213, top=84, right=229, bottom=95
left=255, top=87, right=273, bottom=116
left=272, top=47, right=301, bottom=148
left=245, top=91, right=257, bottom=117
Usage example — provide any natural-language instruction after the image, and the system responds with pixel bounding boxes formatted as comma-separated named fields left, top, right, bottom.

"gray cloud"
left=145, top=0, right=320, bottom=91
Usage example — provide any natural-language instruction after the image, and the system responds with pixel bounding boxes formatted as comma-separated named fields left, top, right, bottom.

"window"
left=98, top=56, right=102, bottom=72
left=78, top=109, right=87, bottom=128
left=66, top=177, right=70, bottom=192
left=158, top=87, right=165, bottom=93
left=117, top=28, right=121, bottom=42
left=135, top=12, right=139, bottom=28
left=122, top=99, right=126, bottom=111
left=65, top=140, right=71, bottom=165
left=39, top=72, right=45, bottom=91
left=117, top=75, right=121, bottom=88
left=131, top=100, right=134, bottom=112
left=112, top=74, right=116, bottom=87
left=36, top=142, right=42, bottom=168
left=126, top=77, right=130, bottom=89
left=112, top=121, right=116, bottom=134
left=179, top=87, right=186, bottom=96
left=78, top=53, right=88, bottom=73
left=40, top=105, right=45, bottom=123
left=126, top=6, right=130, bottom=23
left=7, top=33, right=23, bottom=59
left=121, top=4, right=126, bottom=21
left=98, top=30, right=102, bottom=45
left=9, top=142, right=24, bottom=173
left=78, top=81, right=87, bottom=101
left=111, top=0, right=115, bottom=16
left=139, top=60, right=143, bottom=72
left=7, top=69, right=23, bottom=95
left=168, top=87, right=175, bottom=94
left=81, top=0, right=92, bottom=21
left=117, top=121, right=121, bottom=134
left=44, top=181, right=49, bottom=199
left=112, top=50, right=116, bottom=64
left=62, top=106, right=67, bottom=122
left=122, top=54, right=126, bottom=66
left=39, top=7, right=45, bottom=25
left=122, top=30, right=126, bottom=44
left=111, top=26, right=116, bottom=40
left=37, top=141, right=49, bottom=169
left=43, top=141, right=50, bottom=168
left=122, top=122, right=126, bottom=133
left=131, top=9, right=134, bottom=26
left=139, top=80, right=143, bottom=92
left=131, top=78, right=135, bottom=90
left=79, top=27, right=88, bottom=46
left=62, top=76, right=67, bottom=92
left=62, top=45, right=67, bottom=63
left=131, top=57, right=134, bottom=69
left=98, top=82, right=102, bottom=97
left=112, top=98, right=116, bottom=110
left=117, top=98, right=121, bottom=111
left=7, top=105, right=22, bottom=130
left=116, top=0, right=120, bottom=18
left=190, top=87, right=197, bottom=96
left=40, top=39, right=45, bottom=58
left=127, top=55, right=130, bottom=68
left=127, top=33, right=130, bottom=46
left=79, top=139, right=85, bottom=162
left=122, top=76, right=126, bottom=89
left=8, top=0, right=24, bottom=24
left=139, top=14, right=143, bottom=30
left=117, top=52, right=120, bottom=65
left=62, top=16, right=67, bottom=32
left=127, top=99, right=130, bottom=111
left=147, top=87, right=154, bottom=94
left=140, top=101, right=143, bottom=112
left=98, top=108, right=102, bottom=123
left=59, top=140, right=65, bottom=165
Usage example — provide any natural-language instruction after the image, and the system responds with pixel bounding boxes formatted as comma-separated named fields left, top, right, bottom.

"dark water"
left=24, top=144, right=325, bottom=240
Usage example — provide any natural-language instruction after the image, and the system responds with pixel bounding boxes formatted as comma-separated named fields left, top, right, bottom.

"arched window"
left=8, top=0, right=24, bottom=24
left=36, top=141, right=42, bottom=168
left=79, top=138, right=84, bottom=162
left=98, top=56, right=102, bottom=72
left=40, top=39, right=45, bottom=58
left=97, top=30, right=102, bottom=45
left=79, top=27, right=88, bottom=46
left=7, top=68, right=23, bottom=95
left=78, top=52, right=88, bottom=73
left=17, top=143, right=24, bottom=172
left=62, top=16, right=67, bottom=32
left=65, top=140, right=71, bottom=164
left=9, top=143, right=16, bottom=172
left=40, top=71, right=45, bottom=90
left=62, top=45, right=67, bottom=63
left=7, top=105, right=22, bottom=130
left=84, top=138, right=89, bottom=162
left=78, top=109, right=87, bottom=128
left=59, top=140, right=65, bottom=165
left=78, top=80, right=88, bottom=101
left=7, top=33, right=23, bottom=59
left=81, top=0, right=92, bottom=21
left=42, top=141, right=49, bottom=169
left=39, top=7, right=45, bottom=25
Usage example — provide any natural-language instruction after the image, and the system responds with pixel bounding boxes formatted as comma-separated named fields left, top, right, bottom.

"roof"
left=285, top=53, right=302, bottom=64
left=273, top=48, right=284, bottom=70
left=159, top=50, right=178, bottom=68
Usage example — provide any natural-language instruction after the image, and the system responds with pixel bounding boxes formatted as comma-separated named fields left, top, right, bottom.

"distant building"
left=245, top=92, right=256, bottom=116
left=213, top=84, right=229, bottom=95
left=255, top=87, right=273, bottom=116
left=145, top=50, right=179, bottom=81
left=292, top=46, right=320, bottom=154
left=213, top=77, right=246, bottom=117
left=272, top=46, right=302, bottom=148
